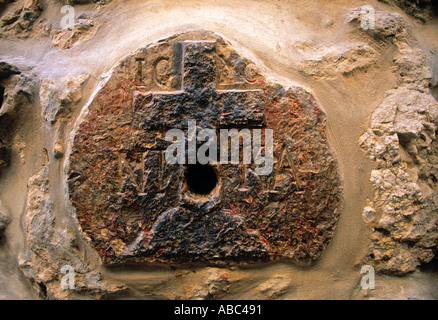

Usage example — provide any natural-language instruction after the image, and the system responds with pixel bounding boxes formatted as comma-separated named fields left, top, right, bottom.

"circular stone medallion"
left=67, top=31, right=342, bottom=265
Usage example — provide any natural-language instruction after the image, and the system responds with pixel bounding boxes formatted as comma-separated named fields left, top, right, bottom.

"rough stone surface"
left=296, top=41, right=378, bottom=78
left=0, top=0, right=42, bottom=37
left=348, top=8, right=409, bottom=46
left=52, top=19, right=98, bottom=51
left=189, top=268, right=231, bottom=300
left=0, top=0, right=15, bottom=8
left=0, top=62, right=34, bottom=172
left=22, top=164, right=125, bottom=299
left=0, top=0, right=107, bottom=40
left=0, top=201, right=11, bottom=234
left=358, top=9, right=438, bottom=275
left=0, top=61, right=20, bottom=79
left=0, top=0, right=437, bottom=300
left=67, top=31, right=343, bottom=266
left=58, top=0, right=110, bottom=4
left=393, top=47, right=433, bottom=91
left=40, top=73, right=89, bottom=124
left=379, top=0, right=438, bottom=22
left=253, top=276, right=291, bottom=299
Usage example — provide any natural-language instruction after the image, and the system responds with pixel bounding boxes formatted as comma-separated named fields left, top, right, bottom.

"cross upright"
left=132, top=40, right=266, bottom=132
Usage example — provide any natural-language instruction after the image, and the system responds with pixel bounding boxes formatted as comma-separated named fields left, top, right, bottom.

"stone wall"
left=0, top=0, right=436, bottom=299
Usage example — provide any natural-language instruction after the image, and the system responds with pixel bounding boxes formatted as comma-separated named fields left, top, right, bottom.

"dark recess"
left=185, top=164, right=218, bottom=195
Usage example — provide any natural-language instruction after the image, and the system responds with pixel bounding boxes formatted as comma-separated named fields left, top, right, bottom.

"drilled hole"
left=185, top=164, right=217, bottom=195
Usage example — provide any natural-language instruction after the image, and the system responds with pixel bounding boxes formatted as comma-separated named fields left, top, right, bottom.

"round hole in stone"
left=185, top=164, right=218, bottom=196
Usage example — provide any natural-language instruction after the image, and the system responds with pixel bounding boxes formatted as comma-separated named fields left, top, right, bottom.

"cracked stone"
left=67, top=31, right=343, bottom=266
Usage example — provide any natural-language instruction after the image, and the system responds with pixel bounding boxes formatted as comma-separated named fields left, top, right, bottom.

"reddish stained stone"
left=67, top=31, right=342, bottom=266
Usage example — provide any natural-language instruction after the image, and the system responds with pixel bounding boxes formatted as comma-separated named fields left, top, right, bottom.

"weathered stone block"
left=67, top=31, right=342, bottom=266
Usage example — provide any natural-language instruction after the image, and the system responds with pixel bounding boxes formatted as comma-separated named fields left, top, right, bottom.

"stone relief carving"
left=67, top=31, right=343, bottom=266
